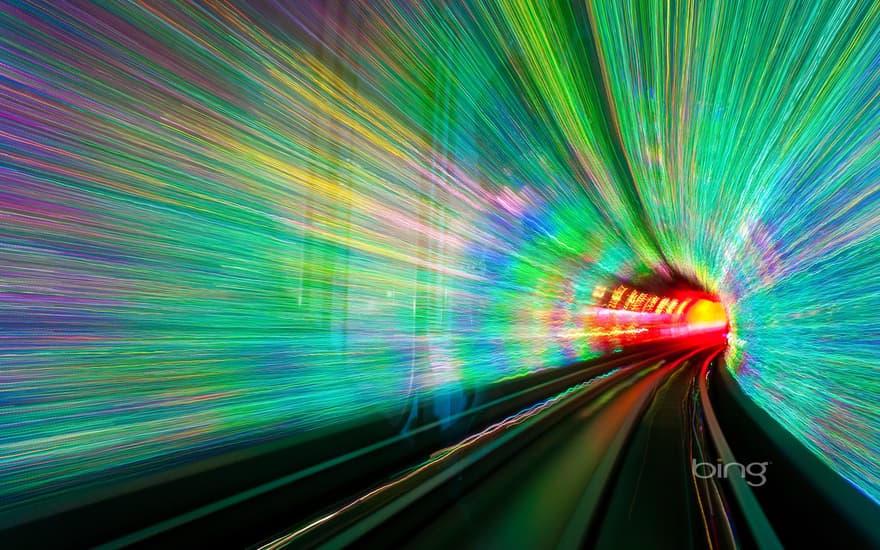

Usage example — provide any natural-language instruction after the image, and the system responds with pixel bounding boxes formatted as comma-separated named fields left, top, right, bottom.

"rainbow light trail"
left=0, top=0, right=878, bottom=513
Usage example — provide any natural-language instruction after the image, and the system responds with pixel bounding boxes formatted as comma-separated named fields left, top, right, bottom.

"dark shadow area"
left=1, top=345, right=665, bottom=549
left=710, top=363, right=880, bottom=548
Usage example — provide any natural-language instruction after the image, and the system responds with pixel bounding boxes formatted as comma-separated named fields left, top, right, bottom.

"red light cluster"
left=586, top=285, right=728, bottom=351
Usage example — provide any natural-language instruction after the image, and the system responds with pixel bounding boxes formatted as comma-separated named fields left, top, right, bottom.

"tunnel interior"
left=0, top=1, right=878, bottom=548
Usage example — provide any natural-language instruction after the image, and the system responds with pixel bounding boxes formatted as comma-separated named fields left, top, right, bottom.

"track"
left=261, top=344, right=736, bottom=549
left=7, top=341, right=876, bottom=549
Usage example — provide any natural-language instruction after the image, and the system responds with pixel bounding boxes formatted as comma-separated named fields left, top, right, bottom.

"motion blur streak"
left=0, top=0, right=878, bottom=521
left=263, top=365, right=628, bottom=549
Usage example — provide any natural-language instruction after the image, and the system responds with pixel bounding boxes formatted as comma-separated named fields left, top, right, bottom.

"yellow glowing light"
left=609, top=285, right=627, bottom=308
left=686, top=299, right=729, bottom=327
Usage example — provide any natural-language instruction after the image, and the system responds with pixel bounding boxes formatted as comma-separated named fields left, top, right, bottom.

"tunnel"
left=0, top=1, right=878, bottom=549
